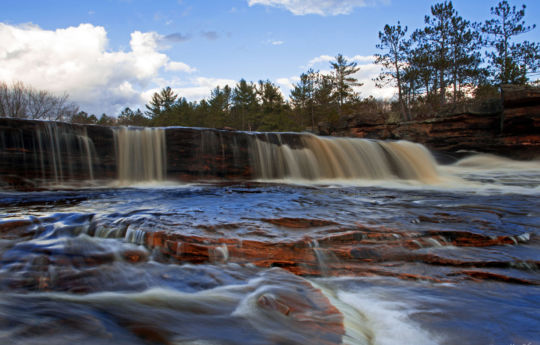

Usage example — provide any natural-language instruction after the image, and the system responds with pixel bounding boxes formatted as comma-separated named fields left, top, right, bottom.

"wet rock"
left=332, top=86, right=539, bottom=159
left=460, top=270, right=539, bottom=285
left=0, top=219, right=41, bottom=239
left=261, top=217, right=339, bottom=228
left=257, top=293, right=291, bottom=316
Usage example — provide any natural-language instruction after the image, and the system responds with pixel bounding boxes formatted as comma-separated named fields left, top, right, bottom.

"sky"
left=1, top=0, right=539, bottom=115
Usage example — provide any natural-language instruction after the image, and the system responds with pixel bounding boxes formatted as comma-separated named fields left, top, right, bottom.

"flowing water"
left=0, top=127, right=539, bottom=345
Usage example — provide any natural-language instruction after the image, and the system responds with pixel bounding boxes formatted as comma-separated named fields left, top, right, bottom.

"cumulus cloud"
left=276, top=76, right=299, bottom=90
left=247, top=0, right=387, bottom=16
left=0, top=22, right=195, bottom=115
left=307, top=54, right=334, bottom=66
left=271, top=40, right=284, bottom=45
left=166, top=61, right=197, bottom=73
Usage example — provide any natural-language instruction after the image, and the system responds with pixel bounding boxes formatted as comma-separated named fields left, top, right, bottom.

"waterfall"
left=0, top=121, right=98, bottom=185
left=114, top=127, right=166, bottom=183
left=1, top=118, right=442, bottom=187
left=37, top=124, right=98, bottom=184
left=249, top=133, right=440, bottom=182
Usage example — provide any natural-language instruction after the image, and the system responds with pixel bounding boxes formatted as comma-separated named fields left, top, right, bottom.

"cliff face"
left=0, top=119, right=117, bottom=189
left=0, top=120, right=257, bottom=188
left=328, top=86, right=540, bottom=159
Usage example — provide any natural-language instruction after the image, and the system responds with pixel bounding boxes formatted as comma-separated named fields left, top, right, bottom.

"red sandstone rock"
left=261, top=217, right=339, bottom=228
left=333, top=86, right=540, bottom=159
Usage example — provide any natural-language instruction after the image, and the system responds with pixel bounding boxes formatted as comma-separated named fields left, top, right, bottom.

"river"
left=0, top=124, right=539, bottom=344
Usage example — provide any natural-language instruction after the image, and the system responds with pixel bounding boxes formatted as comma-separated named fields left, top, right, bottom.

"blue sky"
left=1, top=0, right=539, bottom=115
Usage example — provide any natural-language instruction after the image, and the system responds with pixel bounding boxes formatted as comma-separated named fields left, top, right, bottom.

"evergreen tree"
left=208, top=85, right=232, bottom=128
left=257, top=80, right=284, bottom=113
left=97, top=113, right=115, bottom=126
left=290, top=69, right=317, bottom=130
left=314, top=74, right=338, bottom=127
left=117, top=107, right=148, bottom=126
left=481, top=1, right=539, bottom=85
left=330, top=54, right=362, bottom=115
left=232, top=79, right=258, bottom=130
left=257, top=80, right=287, bottom=131
left=145, top=87, right=178, bottom=118
left=414, top=1, right=455, bottom=105
left=449, top=14, right=485, bottom=102
left=71, top=111, right=98, bottom=125
left=374, top=22, right=409, bottom=119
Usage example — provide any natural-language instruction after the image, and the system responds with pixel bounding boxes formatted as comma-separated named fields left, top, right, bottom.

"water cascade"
left=0, top=121, right=98, bottom=185
left=114, top=127, right=166, bottom=183
left=249, top=133, right=440, bottom=182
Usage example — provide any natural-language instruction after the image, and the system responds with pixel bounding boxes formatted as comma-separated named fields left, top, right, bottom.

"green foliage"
left=71, top=111, right=98, bottom=125
left=374, top=22, right=409, bottom=120
left=117, top=107, right=149, bottom=126
left=97, top=113, right=115, bottom=126
left=481, top=1, right=539, bottom=85
left=290, top=69, right=317, bottom=131
left=232, top=79, right=258, bottom=130
left=330, top=54, right=362, bottom=113
left=145, top=87, right=178, bottom=119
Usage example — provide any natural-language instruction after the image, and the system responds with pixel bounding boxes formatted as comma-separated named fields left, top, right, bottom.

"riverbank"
left=323, top=85, right=540, bottom=160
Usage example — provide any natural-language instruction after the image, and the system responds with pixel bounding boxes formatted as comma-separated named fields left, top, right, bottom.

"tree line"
left=1, top=1, right=538, bottom=131
left=70, top=55, right=364, bottom=132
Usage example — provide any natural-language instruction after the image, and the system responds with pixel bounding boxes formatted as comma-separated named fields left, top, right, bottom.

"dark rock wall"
left=0, top=120, right=258, bottom=187
left=329, top=86, right=540, bottom=159
left=0, top=119, right=116, bottom=188
left=164, top=127, right=253, bottom=181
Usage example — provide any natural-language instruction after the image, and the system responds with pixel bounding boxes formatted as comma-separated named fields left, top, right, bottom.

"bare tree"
left=0, top=81, right=78, bottom=121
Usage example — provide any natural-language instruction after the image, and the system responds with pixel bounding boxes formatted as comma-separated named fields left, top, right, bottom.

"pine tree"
left=232, top=79, right=258, bottom=130
left=314, top=74, right=338, bottom=127
left=330, top=54, right=362, bottom=115
left=481, top=1, right=539, bottom=85
left=208, top=85, right=232, bottom=128
left=290, top=69, right=317, bottom=131
left=448, top=9, right=485, bottom=102
left=145, top=87, right=178, bottom=118
left=414, top=1, right=455, bottom=105
left=374, top=22, right=409, bottom=119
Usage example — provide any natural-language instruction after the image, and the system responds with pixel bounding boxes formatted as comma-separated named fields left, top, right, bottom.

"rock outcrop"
left=327, top=85, right=540, bottom=159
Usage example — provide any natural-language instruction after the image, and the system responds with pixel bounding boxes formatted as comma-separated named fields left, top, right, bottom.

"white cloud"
left=177, top=77, right=236, bottom=100
left=307, top=54, right=334, bottom=66
left=276, top=76, right=299, bottom=90
left=247, top=0, right=387, bottom=16
left=166, top=61, right=196, bottom=73
left=271, top=40, right=284, bottom=45
left=0, top=22, right=195, bottom=115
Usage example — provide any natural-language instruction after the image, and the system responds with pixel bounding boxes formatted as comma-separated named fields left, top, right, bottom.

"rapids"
left=0, top=123, right=539, bottom=344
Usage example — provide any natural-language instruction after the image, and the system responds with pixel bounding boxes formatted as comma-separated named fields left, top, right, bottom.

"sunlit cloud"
left=0, top=22, right=196, bottom=115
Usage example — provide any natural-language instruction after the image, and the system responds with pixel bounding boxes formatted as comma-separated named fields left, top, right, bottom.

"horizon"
left=2, top=0, right=539, bottom=116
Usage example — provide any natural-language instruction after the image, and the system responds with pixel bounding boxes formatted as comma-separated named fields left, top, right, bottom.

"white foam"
left=337, top=290, right=439, bottom=345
